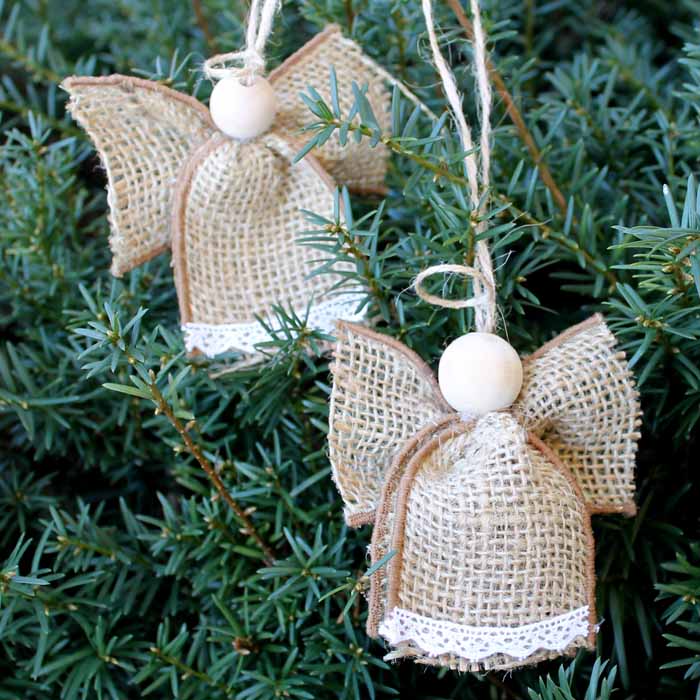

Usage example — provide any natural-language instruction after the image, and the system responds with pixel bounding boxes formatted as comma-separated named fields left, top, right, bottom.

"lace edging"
left=378, top=606, right=591, bottom=662
left=182, top=294, right=366, bottom=357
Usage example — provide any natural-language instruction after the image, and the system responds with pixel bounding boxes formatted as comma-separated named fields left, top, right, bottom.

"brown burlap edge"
left=376, top=422, right=596, bottom=670
left=171, top=132, right=227, bottom=340
left=61, top=74, right=214, bottom=127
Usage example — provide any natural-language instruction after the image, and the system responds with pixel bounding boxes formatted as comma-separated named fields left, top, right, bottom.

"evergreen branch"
left=0, top=37, right=61, bottom=85
left=0, top=99, right=82, bottom=137
left=148, top=647, right=234, bottom=695
left=148, top=376, right=276, bottom=566
left=446, top=0, right=569, bottom=216
left=191, top=0, right=217, bottom=53
left=495, top=194, right=618, bottom=289
left=310, top=117, right=616, bottom=288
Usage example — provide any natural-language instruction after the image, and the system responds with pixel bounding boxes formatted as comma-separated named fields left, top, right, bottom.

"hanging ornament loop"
left=416, top=0, right=497, bottom=334
left=413, top=264, right=495, bottom=325
left=203, top=0, right=280, bottom=84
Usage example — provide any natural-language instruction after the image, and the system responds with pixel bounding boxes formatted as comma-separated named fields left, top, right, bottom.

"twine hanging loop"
left=413, top=264, right=496, bottom=332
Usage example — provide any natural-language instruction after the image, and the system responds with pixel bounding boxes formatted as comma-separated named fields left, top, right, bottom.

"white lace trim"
left=183, top=294, right=366, bottom=357
left=379, top=606, right=591, bottom=662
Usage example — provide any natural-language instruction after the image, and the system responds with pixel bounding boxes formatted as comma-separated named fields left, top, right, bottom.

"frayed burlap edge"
left=62, top=74, right=215, bottom=277
left=371, top=421, right=596, bottom=671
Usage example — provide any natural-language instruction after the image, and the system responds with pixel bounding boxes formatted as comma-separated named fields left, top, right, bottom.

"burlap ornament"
left=62, top=25, right=399, bottom=357
left=327, top=315, right=640, bottom=669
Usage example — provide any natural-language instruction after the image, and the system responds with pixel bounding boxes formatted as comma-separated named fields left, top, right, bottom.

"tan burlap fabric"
left=373, top=413, right=595, bottom=671
left=62, top=25, right=395, bottom=279
left=328, top=322, right=452, bottom=527
left=62, top=76, right=216, bottom=276
left=172, top=132, right=346, bottom=327
left=270, top=24, right=392, bottom=195
left=329, top=314, right=640, bottom=525
left=515, top=316, right=641, bottom=514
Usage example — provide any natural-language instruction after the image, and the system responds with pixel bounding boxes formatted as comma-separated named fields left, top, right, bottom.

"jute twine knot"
left=203, top=0, right=280, bottom=85
left=415, top=0, right=497, bottom=335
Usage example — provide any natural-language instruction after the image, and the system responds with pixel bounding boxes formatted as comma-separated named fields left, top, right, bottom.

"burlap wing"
left=269, top=24, right=392, bottom=195
left=515, top=314, right=641, bottom=515
left=328, top=323, right=451, bottom=527
left=378, top=413, right=595, bottom=672
left=62, top=75, right=216, bottom=276
left=172, top=131, right=363, bottom=358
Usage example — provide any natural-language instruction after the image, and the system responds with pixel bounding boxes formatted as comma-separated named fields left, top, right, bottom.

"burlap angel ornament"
left=62, top=13, right=399, bottom=358
left=325, top=0, right=642, bottom=672
left=328, top=314, right=641, bottom=670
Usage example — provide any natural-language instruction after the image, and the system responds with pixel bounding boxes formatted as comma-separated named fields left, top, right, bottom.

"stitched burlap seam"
left=366, top=413, right=461, bottom=636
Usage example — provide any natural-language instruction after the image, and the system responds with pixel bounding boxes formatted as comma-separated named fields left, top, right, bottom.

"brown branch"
left=344, top=0, right=355, bottom=32
left=446, top=0, right=568, bottom=216
left=192, top=0, right=217, bottom=53
left=149, top=377, right=276, bottom=564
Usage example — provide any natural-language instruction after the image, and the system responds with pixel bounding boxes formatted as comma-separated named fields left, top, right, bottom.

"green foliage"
left=527, top=658, right=617, bottom=700
left=657, top=543, right=700, bottom=694
left=1, top=0, right=699, bottom=698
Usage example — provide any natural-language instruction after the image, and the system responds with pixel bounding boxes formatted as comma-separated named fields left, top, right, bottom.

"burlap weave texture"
left=376, top=414, right=595, bottom=670
left=328, top=323, right=451, bottom=526
left=270, top=24, right=392, bottom=194
left=172, top=133, right=347, bottom=327
left=63, top=76, right=216, bottom=277
left=328, top=314, right=640, bottom=524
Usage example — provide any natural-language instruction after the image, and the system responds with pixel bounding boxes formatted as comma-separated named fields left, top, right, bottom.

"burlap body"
left=375, top=413, right=596, bottom=671
left=172, top=132, right=347, bottom=328
left=328, top=314, right=640, bottom=525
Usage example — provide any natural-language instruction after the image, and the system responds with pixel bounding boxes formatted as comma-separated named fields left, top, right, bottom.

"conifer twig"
left=149, top=377, right=276, bottom=565
left=446, top=0, right=569, bottom=216
left=192, top=0, right=217, bottom=53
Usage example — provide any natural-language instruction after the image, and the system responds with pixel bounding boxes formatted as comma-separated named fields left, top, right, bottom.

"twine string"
left=414, top=264, right=495, bottom=312
left=417, top=0, right=496, bottom=333
left=203, top=0, right=280, bottom=83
